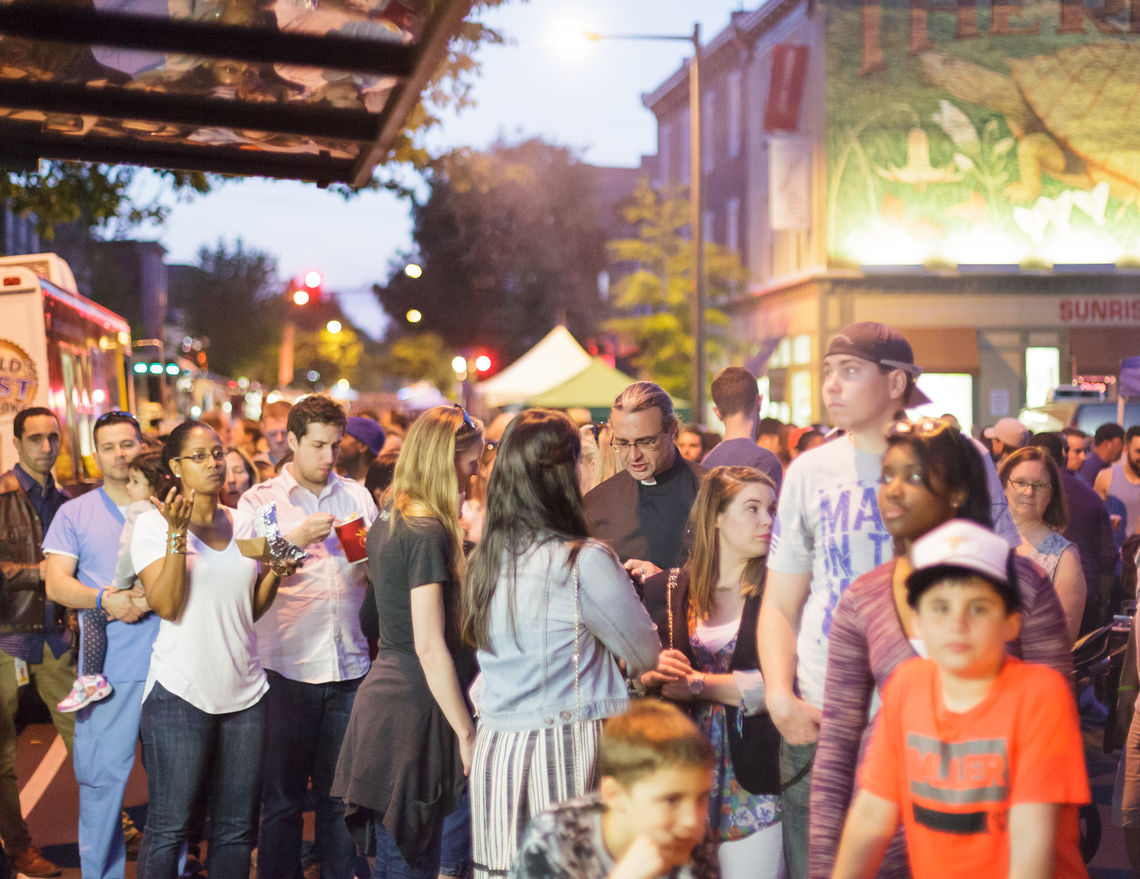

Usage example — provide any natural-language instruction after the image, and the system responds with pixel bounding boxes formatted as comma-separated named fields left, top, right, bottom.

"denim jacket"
left=475, top=539, right=660, bottom=732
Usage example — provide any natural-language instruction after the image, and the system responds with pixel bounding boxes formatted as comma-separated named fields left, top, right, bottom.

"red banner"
left=765, top=45, right=810, bottom=133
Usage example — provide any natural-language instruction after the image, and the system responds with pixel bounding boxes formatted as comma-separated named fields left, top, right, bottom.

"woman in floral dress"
left=642, top=466, right=784, bottom=879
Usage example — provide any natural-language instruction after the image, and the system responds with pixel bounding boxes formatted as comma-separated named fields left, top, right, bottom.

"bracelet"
left=167, top=531, right=187, bottom=555
left=95, top=588, right=105, bottom=611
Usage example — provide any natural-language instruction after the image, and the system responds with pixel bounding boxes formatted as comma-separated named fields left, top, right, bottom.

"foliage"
left=373, top=137, right=610, bottom=363
left=291, top=323, right=367, bottom=390
left=379, top=332, right=457, bottom=391
left=603, top=180, right=745, bottom=400
left=173, top=240, right=283, bottom=382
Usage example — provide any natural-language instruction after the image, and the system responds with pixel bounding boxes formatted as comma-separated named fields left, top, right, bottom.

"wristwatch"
left=688, top=672, right=706, bottom=697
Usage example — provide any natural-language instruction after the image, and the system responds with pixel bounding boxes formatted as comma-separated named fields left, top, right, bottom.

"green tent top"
left=526, top=358, right=690, bottom=422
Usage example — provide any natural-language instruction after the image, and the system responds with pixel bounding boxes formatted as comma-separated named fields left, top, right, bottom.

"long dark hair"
left=461, top=409, right=590, bottom=652
left=884, top=420, right=993, bottom=534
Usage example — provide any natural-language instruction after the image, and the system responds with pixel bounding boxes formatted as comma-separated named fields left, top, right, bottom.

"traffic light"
left=472, top=350, right=496, bottom=377
left=289, top=271, right=323, bottom=306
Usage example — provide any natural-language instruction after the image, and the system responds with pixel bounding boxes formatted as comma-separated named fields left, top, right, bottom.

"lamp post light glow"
left=451, top=355, right=467, bottom=375
left=292, top=289, right=310, bottom=306
left=406, top=309, right=422, bottom=323
left=404, top=263, right=423, bottom=279
left=326, top=320, right=342, bottom=335
left=304, top=270, right=323, bottom=288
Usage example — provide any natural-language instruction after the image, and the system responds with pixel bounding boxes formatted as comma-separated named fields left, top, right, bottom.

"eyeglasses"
left=886, top=418, right=949, bottom=439
left=94, top=410, right=139, bottom=429
left=453, top=403, right=477, bottom=433
left=173, top=447, right=225, bottom=464
left=612, top=434, right=663, bottom=452
left=1009, top=478, right=1051, bottom=493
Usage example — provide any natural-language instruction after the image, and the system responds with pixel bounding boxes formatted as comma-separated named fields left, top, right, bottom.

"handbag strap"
left=665, top=567, right=680, bottom=650
left=572, top=551, right=582, bottom=725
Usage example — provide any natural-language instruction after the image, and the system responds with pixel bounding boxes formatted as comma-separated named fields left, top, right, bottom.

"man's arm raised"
left=758, top=569, right=822, bottom=743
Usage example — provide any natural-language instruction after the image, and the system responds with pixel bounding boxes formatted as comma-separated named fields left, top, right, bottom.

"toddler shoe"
left=57, top=674, right=112, bottom=713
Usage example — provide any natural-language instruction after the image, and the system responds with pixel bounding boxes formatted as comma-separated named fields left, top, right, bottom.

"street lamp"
left=583, top=24, right=706, bottom=421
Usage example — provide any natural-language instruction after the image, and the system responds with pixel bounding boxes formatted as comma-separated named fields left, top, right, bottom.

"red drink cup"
left=334, top=515, right=368, bottom=563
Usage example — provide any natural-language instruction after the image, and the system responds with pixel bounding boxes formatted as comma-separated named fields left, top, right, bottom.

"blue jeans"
left=75, top=679, right=146, bottom=879
left=258, top=670, right=362, bottom=879
left=372, top=816, right=441, bottom=879
left=138, top=681, right=266, bottom=879
left=779, top=740, right=815, bottom=879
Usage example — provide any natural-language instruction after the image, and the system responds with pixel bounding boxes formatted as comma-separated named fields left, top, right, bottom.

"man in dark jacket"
left=0, top=406, right=71, bottom=877
left=583, top=382, right=705, bottom=590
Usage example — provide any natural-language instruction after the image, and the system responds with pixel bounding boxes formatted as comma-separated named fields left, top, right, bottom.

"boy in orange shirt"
left=831, top=520, right=1089, bottom=879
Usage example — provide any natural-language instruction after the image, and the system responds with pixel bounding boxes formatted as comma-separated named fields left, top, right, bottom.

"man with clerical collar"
left=583, top=381, right=706, bottom=589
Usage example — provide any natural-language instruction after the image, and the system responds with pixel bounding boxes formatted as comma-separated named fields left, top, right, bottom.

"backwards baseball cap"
left=345, top=416, right=386, bottom=456
left=826, top=322, right=931, bottom=406
left=983, top=417, right=1029, bottom=450
left=905, top=520, right=1019, bottom=611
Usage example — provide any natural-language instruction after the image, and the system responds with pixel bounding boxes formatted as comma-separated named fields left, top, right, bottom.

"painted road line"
left=19, top=734, right=66, bottom=815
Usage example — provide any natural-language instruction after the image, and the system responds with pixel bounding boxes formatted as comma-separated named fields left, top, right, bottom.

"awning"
left=475, top=325, right=593, bottom=409
left=525, top=358, right=638, bottom=410
left=0, top=0, right=472, bottom=186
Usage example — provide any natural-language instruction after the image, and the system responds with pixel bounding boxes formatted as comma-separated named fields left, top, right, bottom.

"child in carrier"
left=57, top=450, right=174, bottom=713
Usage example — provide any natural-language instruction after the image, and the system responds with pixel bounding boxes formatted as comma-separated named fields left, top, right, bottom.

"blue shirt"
left=0, top=465, right=71, bottom=661
left=42, top=486, right=159, bottom=683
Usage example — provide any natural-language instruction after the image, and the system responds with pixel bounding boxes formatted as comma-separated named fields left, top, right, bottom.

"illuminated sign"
left=827, top=0, right=1140, bottom=268
left=1059, top=297, right=1140, bottom=324
left=0, top=339, right=39, bottom=418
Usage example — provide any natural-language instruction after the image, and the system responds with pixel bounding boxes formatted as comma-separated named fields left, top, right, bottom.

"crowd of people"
left=0, top=318, right=1137, bottom=879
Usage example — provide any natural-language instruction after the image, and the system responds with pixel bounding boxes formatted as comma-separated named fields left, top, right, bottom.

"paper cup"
left=334, top=515, right=369, bottom=563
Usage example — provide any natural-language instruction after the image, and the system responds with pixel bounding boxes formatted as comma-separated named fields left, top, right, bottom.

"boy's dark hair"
left=287, top=395, right=347, bottom=443
left=129, top=449, right=177, bottom=499
left=757, top=417, right=783, bottom=438
left=13, top=407, right=58, bottom=439
left=1026, top=432, right=1065, bottom=470
left=597, top=701, right=714, bottom=789
left=710, top=367, right=759, bottom=419
left=1094, top=422, right=1125, bottom=445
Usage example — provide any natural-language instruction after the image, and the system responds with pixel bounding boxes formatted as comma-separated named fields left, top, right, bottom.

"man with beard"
left=335, top=416, right=385, bottom=484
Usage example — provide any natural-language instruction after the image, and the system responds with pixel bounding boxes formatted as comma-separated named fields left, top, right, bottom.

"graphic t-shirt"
left=860, top=657, right=1090, bottom=879
left=768, top=437, right=892, bottom=708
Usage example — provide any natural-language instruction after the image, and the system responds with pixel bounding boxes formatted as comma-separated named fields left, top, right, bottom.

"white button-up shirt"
left=239, top=465, right=378, bottom=684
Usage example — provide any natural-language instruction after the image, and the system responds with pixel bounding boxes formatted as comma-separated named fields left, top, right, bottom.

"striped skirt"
left=470, top=719, right=604, bottom=879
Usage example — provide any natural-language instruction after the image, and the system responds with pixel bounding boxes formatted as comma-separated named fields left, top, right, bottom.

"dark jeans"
left=258, top=670, right=362, bottom=879
left=138, top=681, right=266, bottom=879
left=779, top=739, right=815, bottom=879
left=439, top=792, right=470, bottom=878
left=371, top=816, right=441, bottom=879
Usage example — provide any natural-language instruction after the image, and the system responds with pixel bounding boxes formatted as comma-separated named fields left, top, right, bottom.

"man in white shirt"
left=238, top=395, right=378, bottom=879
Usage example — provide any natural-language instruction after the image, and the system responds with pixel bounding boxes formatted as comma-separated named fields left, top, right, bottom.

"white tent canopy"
left=476, top=325, right=593, bottom=408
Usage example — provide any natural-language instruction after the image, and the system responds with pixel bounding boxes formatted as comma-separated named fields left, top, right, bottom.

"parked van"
left=1019, top=401, right=1140, bottom=434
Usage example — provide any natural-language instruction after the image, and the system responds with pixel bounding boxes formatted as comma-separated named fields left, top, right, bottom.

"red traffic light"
left=289, top=271, right=323, bottom=306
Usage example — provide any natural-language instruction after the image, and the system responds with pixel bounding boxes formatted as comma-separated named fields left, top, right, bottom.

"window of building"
left=659, top=121, right=673, bottom=185
left=791, top=334, right=811, bottom=365
left=1025, top=347, right=1060, bottom=408
left=790, top=370, right=813, bottom=427
left=726, top=197, right=740, bottom=254
left=727, top=70, right=742, bottom=158
left=703, top=87, right=716, bottom=174
left=909, top=373, right=975, bottom=433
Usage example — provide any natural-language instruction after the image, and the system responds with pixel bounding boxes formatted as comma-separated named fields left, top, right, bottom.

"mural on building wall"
left=827, top=0, right=1140, bottom=267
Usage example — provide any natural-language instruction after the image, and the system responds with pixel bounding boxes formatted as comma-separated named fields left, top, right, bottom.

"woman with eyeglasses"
left=1000, top=445, right=1086, bottom=643
left=131, top=420, right=297, bottom=879
left=332, top=404, right=483, bottom=879
left=809, top=419, right=1071, bottom=879
left=460, top=409, right=660, bottom=879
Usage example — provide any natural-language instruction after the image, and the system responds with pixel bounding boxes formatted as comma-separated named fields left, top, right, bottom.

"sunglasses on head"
left=886, top=418, right=950, bottom=439
left=453, top=403, right=477, bottom=433
left=94, top=410, right=139, bottom=429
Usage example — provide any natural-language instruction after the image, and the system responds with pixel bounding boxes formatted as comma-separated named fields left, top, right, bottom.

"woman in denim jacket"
left=460, top=409, right=660, bottom=879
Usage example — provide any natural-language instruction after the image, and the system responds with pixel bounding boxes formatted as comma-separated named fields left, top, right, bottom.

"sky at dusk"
left=143, top=0, right=748, bottom=336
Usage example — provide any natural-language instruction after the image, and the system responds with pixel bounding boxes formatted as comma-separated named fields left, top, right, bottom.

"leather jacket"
left=0, top=470, right=65, bottom=634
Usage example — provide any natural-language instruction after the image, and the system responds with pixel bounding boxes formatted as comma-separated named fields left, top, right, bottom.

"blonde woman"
left=332, top=405, right=483, bottom=879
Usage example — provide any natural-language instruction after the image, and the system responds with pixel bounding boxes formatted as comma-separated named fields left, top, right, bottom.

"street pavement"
left=10, top=719, right=1137, bottom=878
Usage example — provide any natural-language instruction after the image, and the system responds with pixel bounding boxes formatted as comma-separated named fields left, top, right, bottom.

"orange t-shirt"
left=859, top=656, right=1090, bottom=879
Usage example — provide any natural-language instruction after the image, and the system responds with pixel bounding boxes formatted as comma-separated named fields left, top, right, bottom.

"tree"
left=378, top=332, right=457, bottom=392
left=171, top=240, right=284, bottom=382
left=604, top=180, right=746, bottom=401
left=373, top=138, right=610, bottom=363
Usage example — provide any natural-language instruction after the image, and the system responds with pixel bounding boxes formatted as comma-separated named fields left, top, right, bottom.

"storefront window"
left=910, top=373, right=974, bottom=433
left=1025, top=347, right=1060, bottom=408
